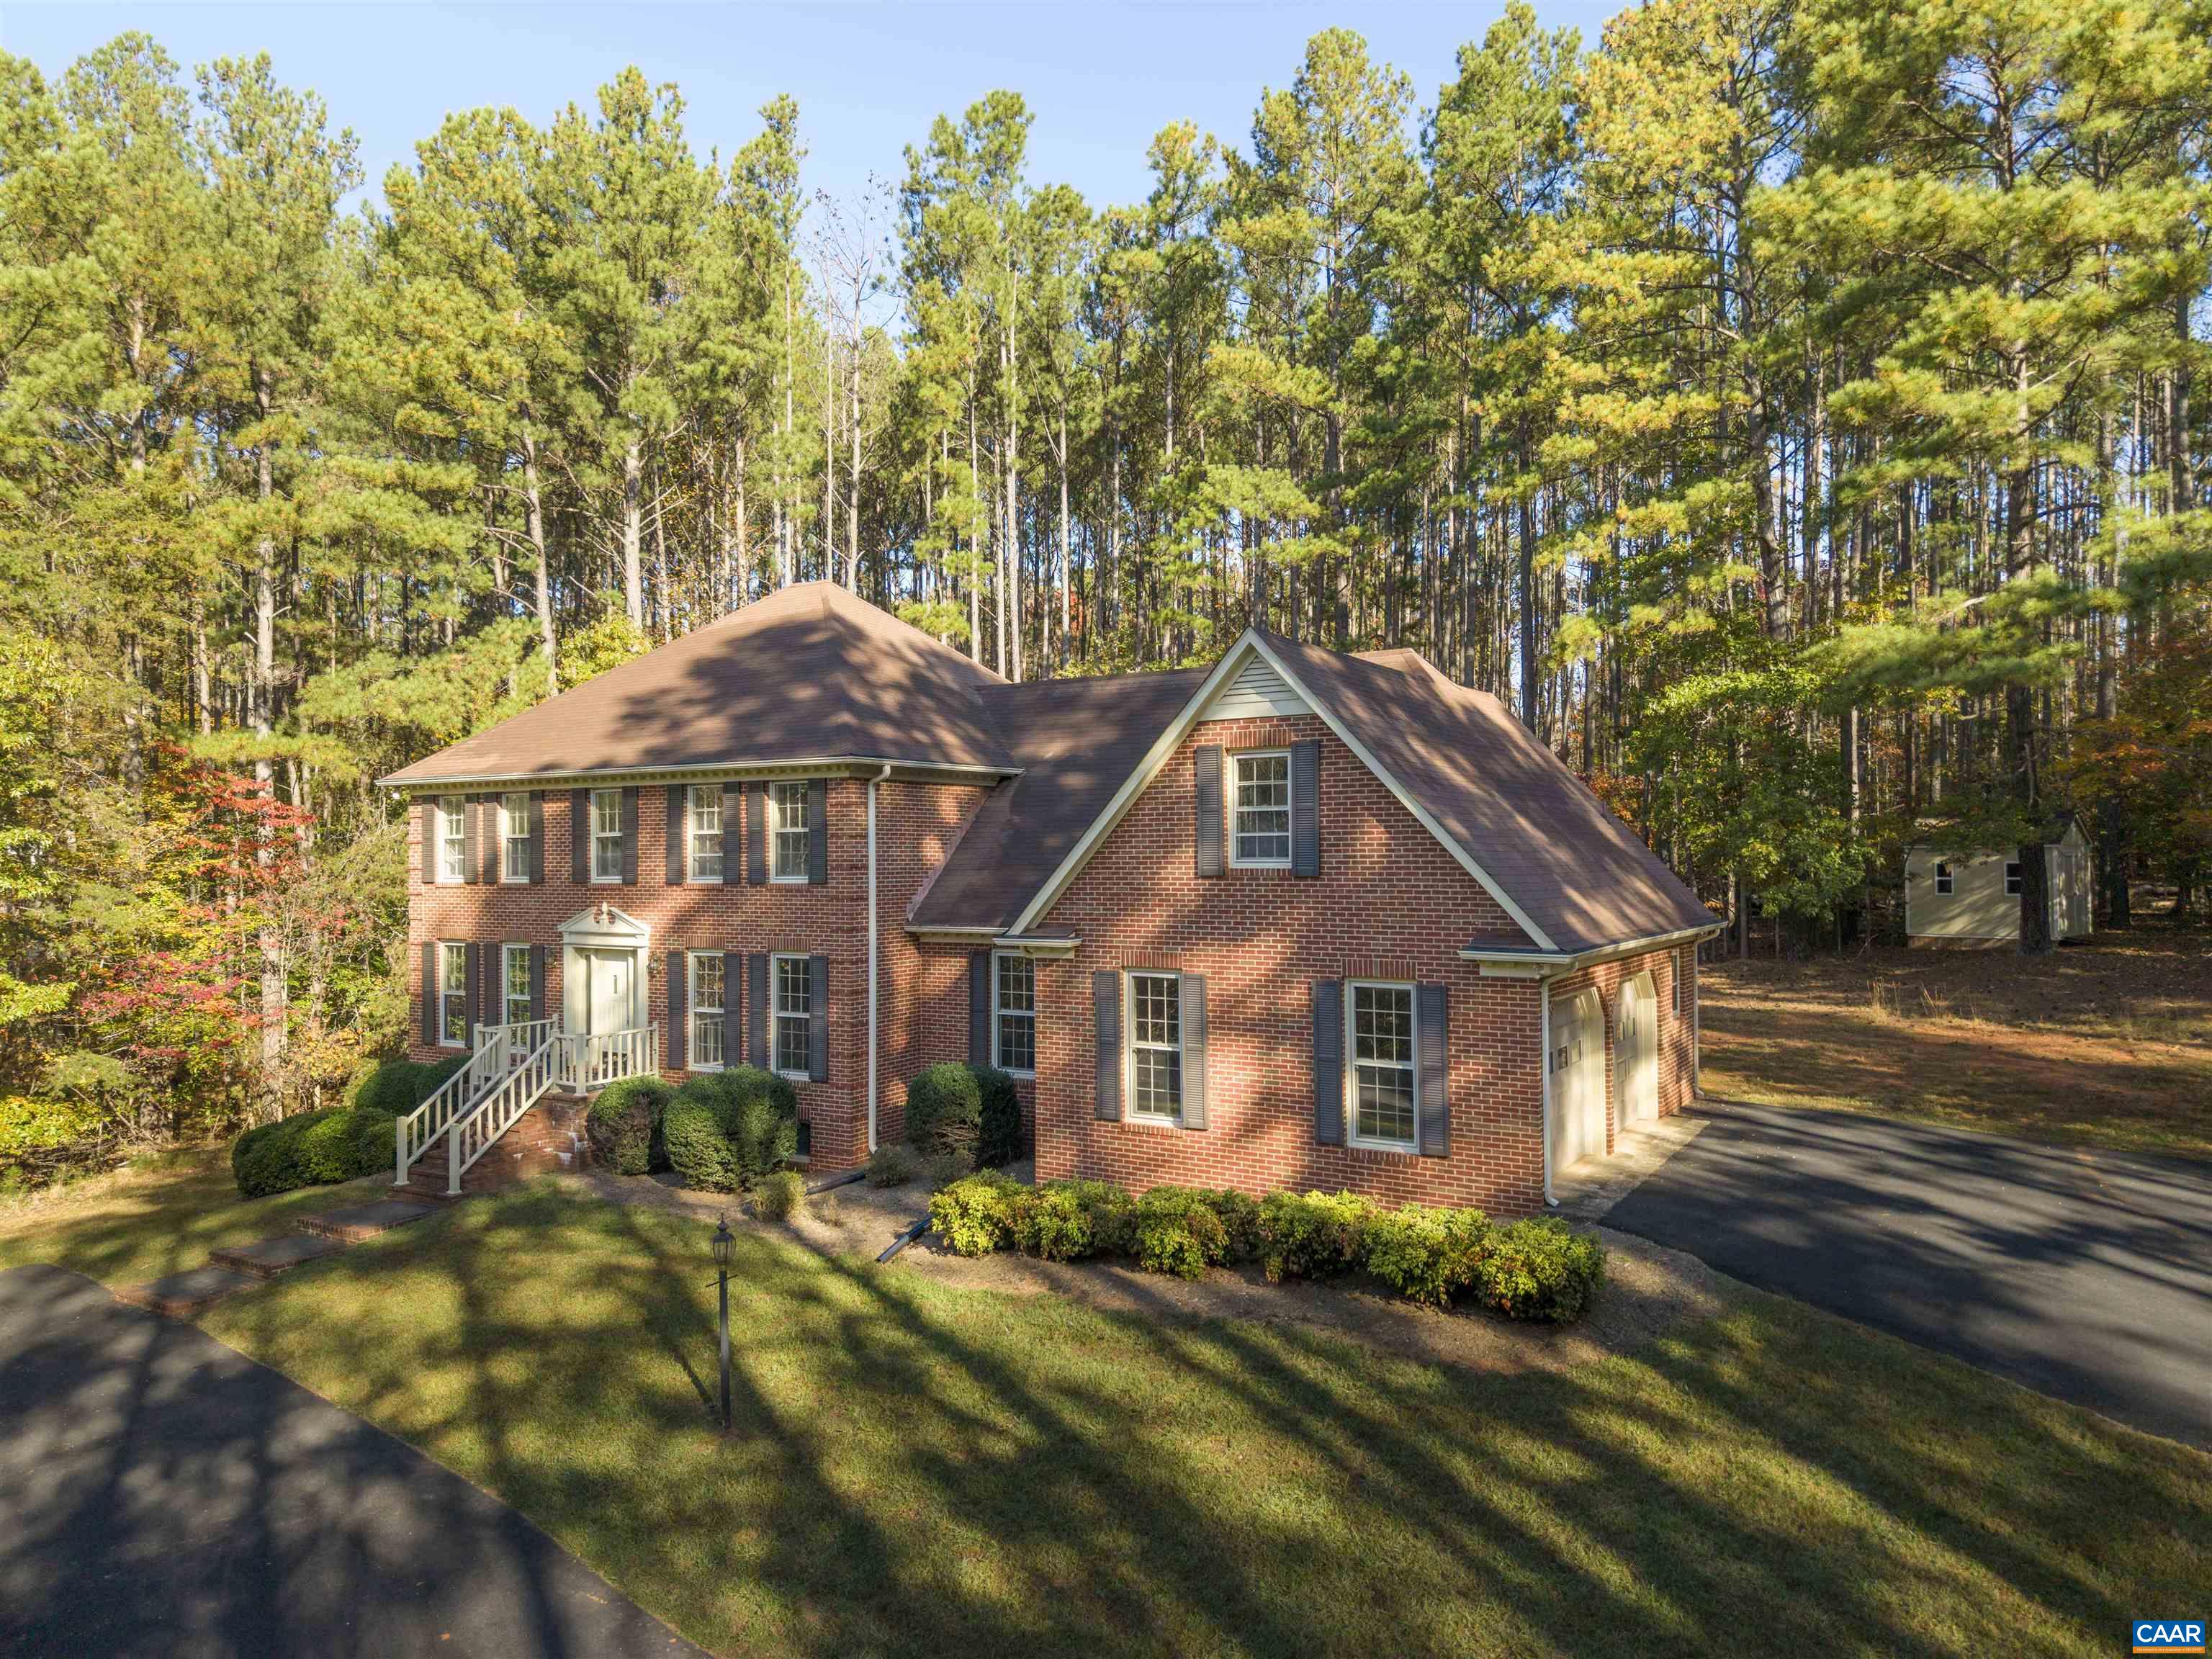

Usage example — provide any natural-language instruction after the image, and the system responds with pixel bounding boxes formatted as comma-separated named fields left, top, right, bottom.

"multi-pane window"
left=1349, top=982, right=1416, bottom=1148
left=436, top=796, right=467, bottom=883
left=773, top=953, right=811, bottom=1077
left=994, top=952, right=1035, bottom=1074
left=2004, top=860, right=2023, bottom=895
left=439, top=941, right=469, bottom=1047
left=1934, top=860, right=1954, bottom=895
left=1231, top=752, right=1292, bottom=866
left=687, top=786, right=723, bottom=882
left=590, top=788, right=623, bottom=882
left=1128, top=972, right=1182, bottom=1119
left=769, top=782, right=809, bottom=881
left=500, top=793, right=530, bottom=883
left=502, top=943, right=532, bottom=1028
left=688, top=953, right=726, bottom=1070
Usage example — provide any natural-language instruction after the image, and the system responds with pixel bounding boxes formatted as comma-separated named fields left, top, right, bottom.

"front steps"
left=393, top=1093, right=591, bottom=1202
left=115, top=1195, right=437, bottom=1317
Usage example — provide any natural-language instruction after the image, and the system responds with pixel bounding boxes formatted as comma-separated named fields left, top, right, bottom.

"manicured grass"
left=0, top=1148, right=388, bottom=1287
left=1700, top=925, right=2212, bottom=1161
left=176, top=1182, right=2210, bottom=1659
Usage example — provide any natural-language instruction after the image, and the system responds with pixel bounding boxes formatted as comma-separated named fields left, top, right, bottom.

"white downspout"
left=1539, top=974, right=1557, bottom=1208
left=866, top=763, right=891, bottom=1155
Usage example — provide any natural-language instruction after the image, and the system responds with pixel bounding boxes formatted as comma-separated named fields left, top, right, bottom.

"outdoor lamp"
left=712, top=1216, right=735, bottom=1272
left=712, top=1215, right=734, bottom=1433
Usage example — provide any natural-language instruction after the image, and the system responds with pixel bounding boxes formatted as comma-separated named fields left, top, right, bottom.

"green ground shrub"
left=585, top=1076, right=675, bottom=1176
left=1196, top=1187, right=1262, bottom=1264
left=1256, top=1190, right=1380, bottom=1282
left=1132, top=1187, right=1231, bottom=1280
left=680, top=1068, right=800, bottom=1190
left=1473, top=1218, right=1607, bottom=1323
left=1055, top=1178, right=1139, bottom=1256
left=662, top=1098, right=738, bottom=1191
left=904, top=1063, right=982, bottom=1167
left=1362, top=1204, right=1493, bottom=1308
left=866, top=1143, right=917, bottom=1187
left=351, top=1054, right=468, bottom=1117
left=231, top=1106, right=398, bottom=1198
left=1006, top=1182, right=1094, bottom=1260
left=974, top=1066, right=1024, bottom=1167
left=929, top=1169, right=1022, bottom=1256
left=753, top=1169, right=806, bottom=1221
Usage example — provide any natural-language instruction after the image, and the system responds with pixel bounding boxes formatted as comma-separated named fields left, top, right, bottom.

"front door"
left=585, top=948, right=635, bottom=1036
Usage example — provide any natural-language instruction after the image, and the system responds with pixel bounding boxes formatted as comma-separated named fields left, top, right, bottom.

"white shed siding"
left=1905, top=827, right=2094, bottom=943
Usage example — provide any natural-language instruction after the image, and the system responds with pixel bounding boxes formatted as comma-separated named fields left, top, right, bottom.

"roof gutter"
left=1460, top=922, right=1722, bottom=978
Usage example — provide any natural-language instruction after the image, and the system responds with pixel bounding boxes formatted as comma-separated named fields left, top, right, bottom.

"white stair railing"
left=557, top=1025, right=659, bottom=1092
left=446, top=1033, right=561, bottom=1194
left=393, top=1020, right=557, bottom=1186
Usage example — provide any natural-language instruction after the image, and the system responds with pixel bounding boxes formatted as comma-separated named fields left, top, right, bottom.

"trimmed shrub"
left=662, top=1097, right=739, bottom=1192
left=1256, top=1190, right=1380, bottom=1282
left=585, top=1076, right=675, bottom=1176
left=929, top=1169, right=1022, bottom=1256
left=230, top=1106, right=396, bottom=1198
left=974, top=1066, right=1024, bottom=1168
left=1133, top=1187, right=1230, bottom=1280
left=1007, top=1183, right=1094, bottom=1261
left=680, top=1068, right=799, bottom=1190
left=1363, top=1204, right=1493, bottom=1308
left=1473, top=1218, right=1606, bottom=1323
left=866, top=1143, right=917, bottom=1187
left=754, top=1169, right=806, bottom=1222
left=351, top=1054, right=467, bottom=1117
left=904, top=1062, right=982, bottom=1166
left=1199, top=1187, right=1262, bottom=1264
left=1051, top=1177, right=1138, bottom=1256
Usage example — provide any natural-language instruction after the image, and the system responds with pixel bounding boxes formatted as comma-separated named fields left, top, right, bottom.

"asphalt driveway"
left=1605, top=1103, right=2212, bottom=1449
left=0, top=1263, right=708, bottom=1658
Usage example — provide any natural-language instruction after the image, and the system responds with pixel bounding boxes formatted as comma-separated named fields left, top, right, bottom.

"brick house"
left=384, top=581, right=1718, bottom=1210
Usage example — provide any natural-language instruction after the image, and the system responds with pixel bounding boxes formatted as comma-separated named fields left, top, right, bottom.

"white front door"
left=585, top=948, right=636, bottom=1035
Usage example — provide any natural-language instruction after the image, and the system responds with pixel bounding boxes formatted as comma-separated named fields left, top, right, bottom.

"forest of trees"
left=1, top=0, right=2207, bottom=1179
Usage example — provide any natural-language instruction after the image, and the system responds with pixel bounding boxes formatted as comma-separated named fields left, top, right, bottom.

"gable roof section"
left=382, top=582, right=1012, bottom=786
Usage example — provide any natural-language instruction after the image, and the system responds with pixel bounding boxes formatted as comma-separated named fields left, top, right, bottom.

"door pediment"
left=559, top=903, right=652, bottom=951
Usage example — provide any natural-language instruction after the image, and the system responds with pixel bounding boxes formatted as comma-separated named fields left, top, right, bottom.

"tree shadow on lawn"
left=206, top=1184, right=2212, bottom=1659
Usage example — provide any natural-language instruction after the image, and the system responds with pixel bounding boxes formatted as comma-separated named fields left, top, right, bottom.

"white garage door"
left=1618, top=971, right=1658, bottom=1126
left=1551, top=987, right=1606, bottom=1169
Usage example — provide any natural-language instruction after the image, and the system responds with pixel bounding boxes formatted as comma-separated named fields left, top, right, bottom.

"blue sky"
left=3, top=2, right=1615, bottom=216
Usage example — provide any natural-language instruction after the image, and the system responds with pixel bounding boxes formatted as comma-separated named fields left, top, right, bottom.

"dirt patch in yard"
left=570, top=1167, right=1741, bottom=1377
left=1700, top=922, right=2212, bottom=1161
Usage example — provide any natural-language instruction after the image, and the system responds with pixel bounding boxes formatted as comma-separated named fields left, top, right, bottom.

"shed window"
left=1231, top=751, right=1292, bottom=867
left=1933, top=860, right=1954, bottom=895
left=2004, top=860, right=2023, bottom=895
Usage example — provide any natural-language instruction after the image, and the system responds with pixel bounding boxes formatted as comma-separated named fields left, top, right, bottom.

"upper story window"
left=772, top=953, right=811, bottom=1077
left=1349, top=981, right=1416, bottom=1151
left=436, top=796, right=466, bottom=883
left=769, top=782, right=809, bottom=883
left=1231, top=751, right=1292, bottom=867
left=1933, top=860, right=1954, bottom=895
left=438, top=941, right=469, bottom=1047
left=590, top=788, right=623, bottom=883
left=500, top=793, right=530, bottom=883
left=688, top=952, right=725, bottom=1070
left=1128, top=971, right=1182, bottom=1120
left=687, top=786, right=723, bottom=882
left=2004, top=860, right=2023, bottom=895
left=502, top=943, right=532, bottom=1027
left=994, top=951, right=1035, bottom=1076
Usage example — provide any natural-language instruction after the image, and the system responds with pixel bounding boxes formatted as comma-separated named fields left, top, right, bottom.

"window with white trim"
left=438, top=941, right=469, bottom=1047
left=1127, top=972, right=1182, bottom=1120
left=2004, top=860, right=2023, bottom=895
left=436, top=796, right=466, bottom=884
left=994, top=952, right=1035, bottom=1075
left=773, top=953, right=811, bottom=1077
left=500, top=793, right=530, bottom=883
left=769, top=783, right=809, bottom=882
left=688, top=952, right=726, bottom=1070
left=502, top=943, right=532, bottom=1028
left=687, top=786, right=723, bottom=882
left=1349, top=981, right=1416, bottom=1150
left=590, top=788, right=623, bottom=883
left=1231, top=750, right=1292, bottom=867
left=1933, top=860, right=1954, bottom=895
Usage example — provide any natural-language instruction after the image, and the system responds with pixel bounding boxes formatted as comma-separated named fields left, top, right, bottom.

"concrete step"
left=208, top=1233, right=349, bottom=1279
left=295, top=1199, right=440, bottom=1243
left=114, top=1266, right=258, bottom=1318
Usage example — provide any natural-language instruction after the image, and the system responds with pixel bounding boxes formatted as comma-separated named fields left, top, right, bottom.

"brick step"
left=294, top=1199, right=439, bottom=1243
left=208, top=1234, right=348, bottom=1279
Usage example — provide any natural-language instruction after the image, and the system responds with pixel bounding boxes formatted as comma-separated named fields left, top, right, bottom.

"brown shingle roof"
left=381, top=582, right=1012, bottom=785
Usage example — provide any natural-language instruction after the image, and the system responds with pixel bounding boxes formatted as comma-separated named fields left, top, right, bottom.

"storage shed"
left=1903, top=817, right=2092, bottom=946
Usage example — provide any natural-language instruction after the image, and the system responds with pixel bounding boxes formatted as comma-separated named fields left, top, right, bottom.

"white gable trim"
left=1007, top=631, right=1559, bottom=953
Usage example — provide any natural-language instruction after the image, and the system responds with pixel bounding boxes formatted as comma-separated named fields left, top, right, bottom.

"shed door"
left=1552, top=988, right=1606, bottom=1169
left=1619, top=971, right=1659, bottom=1125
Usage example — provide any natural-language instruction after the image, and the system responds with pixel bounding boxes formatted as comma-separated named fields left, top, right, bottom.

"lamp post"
left=711, top=1215, right=734, bottom=1434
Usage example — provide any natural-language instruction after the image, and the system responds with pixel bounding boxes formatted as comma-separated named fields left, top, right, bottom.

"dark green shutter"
left=969, top=950, right=992, bottom=1067
left=748, top=953, right=769, bottom=1066
left=666, top=786, right=686, bottom=884
left=421, top=940, right=439, bottom=1045
left=806, top=779, right=827, bottom=884
left=478, top=797, right=499, bottom=884
left=723, top=950, right=743, bottom=1048
left=719, top=786, right=738, bottom=885
left=1416, top=982, right=1449, bottom=1156
left=528, top=792, right=545, bottom=884
left=1195, top=746, right=1223, bottom=877
left=419, top=800, right=436, bottom=885
left=619, top=787, right=639, bottom=884
left=1312, top=979, right=1344, bottom=1144
left=460, top=797, right=479, bottom=884
left=667, top=950, right=686, bottom=1069
left=1180, top=974, right=1208, bottom=1130
left=746, top=785, right=767, bottom=885
left=1291, top=739, right=1321, bottom=877
left=1093, top=971, right=1122, bottom=1121
left=570, top=789, right=589, bottom=882
left=530, top=944, right=547, bottom=1022
left=807, top=954, right=829, bottom=1081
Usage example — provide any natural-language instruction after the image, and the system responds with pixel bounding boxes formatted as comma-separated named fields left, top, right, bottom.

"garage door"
left=1551, top=987, right=1606, bottom=1169
left=1618, top=971, right=1658, bottom=1126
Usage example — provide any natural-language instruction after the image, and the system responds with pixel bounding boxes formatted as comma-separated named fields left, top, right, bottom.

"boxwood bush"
left=753, top=1169, right=806, bottom=1222
left=351, top=1055, right=467, bottom=1116
left=231, top=1106, right=398, bottom=1198
left=904, top=1062, right=982, bottom=1167
left=1256, top=1190, right=1380, bottom=1283
left=1362, top=1204, right=1493, bottom=1308
left=659, top=1069, right=799, bottom=1192
left=585, top=1076, right=675, bottom=1176
left=974, top=1065, right=1024, bottom=1167
left=1472, top=1218, right=1607, bottom=1323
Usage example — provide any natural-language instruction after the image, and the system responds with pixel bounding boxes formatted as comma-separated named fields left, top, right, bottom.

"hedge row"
left=232, top=1105, right=399, bottom=1198
left=928, top=1176, right=1606, bottom=1322
left=350, top=1056, right=467, bottom=1115
left=903, top=1061, right=1022, bottom=1169
left=585, top=1067, right=799, bottom=1192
